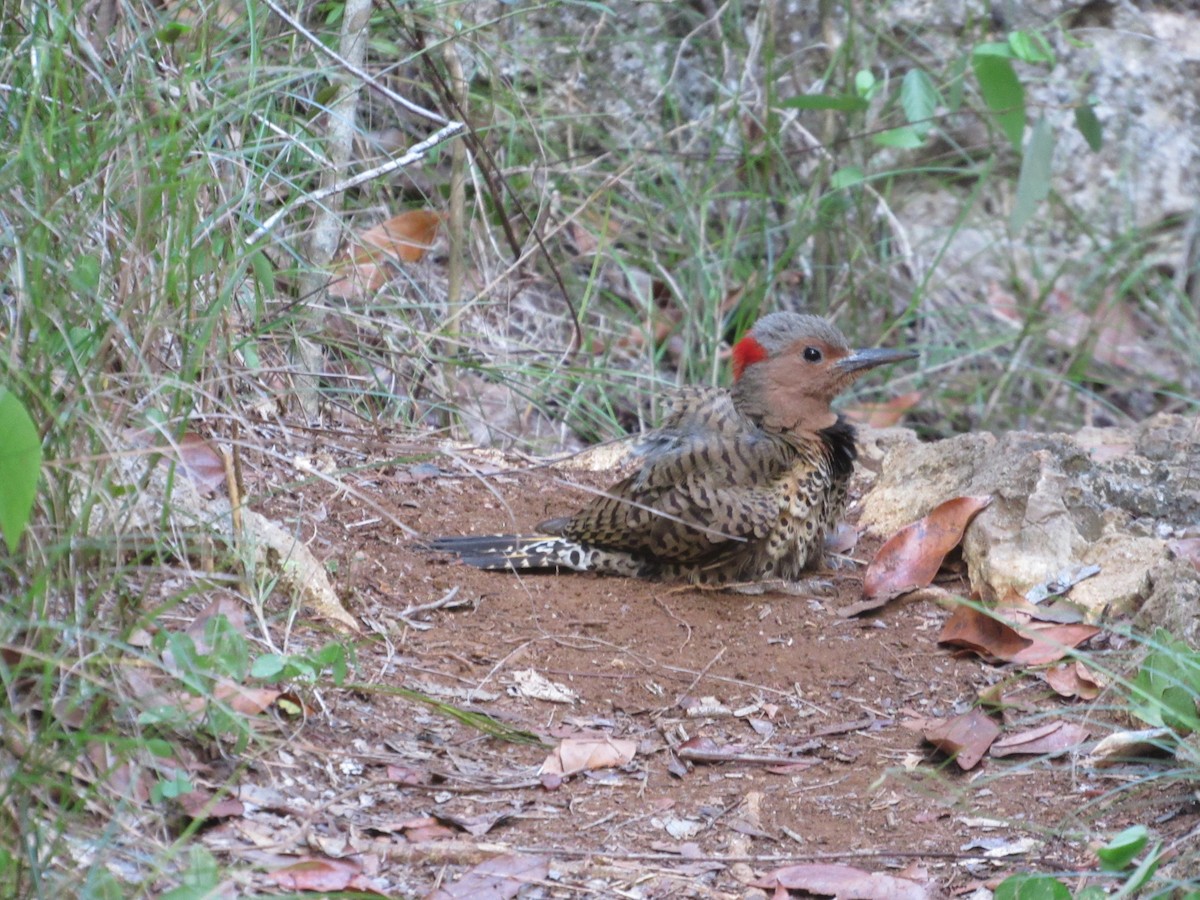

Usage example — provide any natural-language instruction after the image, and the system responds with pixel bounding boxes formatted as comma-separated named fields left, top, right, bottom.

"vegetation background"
left=0, top=0, right=1197, bottom=895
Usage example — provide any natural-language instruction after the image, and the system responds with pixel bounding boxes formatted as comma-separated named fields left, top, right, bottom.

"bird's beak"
left=836, top=346, right=919, bottom=374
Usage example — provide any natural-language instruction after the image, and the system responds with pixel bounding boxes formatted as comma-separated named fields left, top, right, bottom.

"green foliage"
left=250, top=641, right=350, bottom=685
left=1130, top=629, right=1200, bottom=734
left=0, top=389, right=42, bottom=553
left=995, top=874, right=1072, bottom=900
left=996, top=824, right=1164, bottom=900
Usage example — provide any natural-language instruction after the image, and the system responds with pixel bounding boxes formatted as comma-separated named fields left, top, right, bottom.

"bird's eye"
left=803, top=346, right=822, bottom=362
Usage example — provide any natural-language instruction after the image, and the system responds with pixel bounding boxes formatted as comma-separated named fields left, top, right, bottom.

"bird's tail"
left=426, top=534, right=639, bottom=576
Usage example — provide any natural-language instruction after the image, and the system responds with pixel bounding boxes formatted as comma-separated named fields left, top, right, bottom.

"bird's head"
left=731, top=312, right=917, bottom=432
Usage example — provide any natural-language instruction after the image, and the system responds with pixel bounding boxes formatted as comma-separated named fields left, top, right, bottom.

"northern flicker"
left=428, top=313, right=917, bottom=583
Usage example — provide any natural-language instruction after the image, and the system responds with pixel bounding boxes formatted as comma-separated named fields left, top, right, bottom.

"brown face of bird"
left=731, top=317, right=917, bottom=434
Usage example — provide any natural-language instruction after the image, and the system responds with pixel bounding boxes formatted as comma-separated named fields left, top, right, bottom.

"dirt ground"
left=203, top=434, right=1200, bottom=898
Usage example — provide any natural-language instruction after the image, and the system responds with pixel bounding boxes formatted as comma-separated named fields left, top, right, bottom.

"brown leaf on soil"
left=328, top=210, right=442, bottom=299
left=857, top=496, right=992, bottom=611
left=843, top=391, right=923, bottom=428
left=750, top=862, right=932, bottom=900
left=939, top=605, right=1100, bottom=665
left=539, top=736, right=636, bottom=777
left=177, top=789, right=245, bottom=821
left=1041, top=662, right=1103, bottom=700
left=213, top=679, right=282, bottom=716
left=425, top=854, right=549, bottom=900
left=938, top=605, right=1033, bottom=661
left=268, top=856, right=380, bottom=893
left=1010, top=622, right=1101, bottom=665
left=989, top=721, right=1090, bottom=758
left=434, top=808, right=519, bottom=837
left=903, top=708, right=1000, bottom=770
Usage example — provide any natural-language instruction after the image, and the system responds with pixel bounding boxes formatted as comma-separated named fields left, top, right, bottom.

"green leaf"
left=874, top=125, right=925, bottom=149
left=0, top=389, right=42, bottom=554
left=974, top=41, right=1016, bottom=58
left=946, top=54, right=969, bottom=112
left=900, top=69, right=941, bottom=137
left=1113, top=843, right=1161, bottom=899
left=1098, top=825, right=1149, bottom=871
left=973, top=53, right=1026, bottom=149
left=855, top=69, right=877, bottom=99
left=994, top=874, right=1072, bottom=900
left=250, top=654, right=286, bottom=680
left=1010, top=117, right=1055, bottom=234
left=830, top=166, right=865, bottom=189
left=780, top=93, right=869, bottom=112
left=1074, top=103, right=1103, bottom=151
left=1008, top=30, right=1055, bottom=64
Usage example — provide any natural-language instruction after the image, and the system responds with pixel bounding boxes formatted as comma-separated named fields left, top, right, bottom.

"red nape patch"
left=731, top=334, right=768, bottom=381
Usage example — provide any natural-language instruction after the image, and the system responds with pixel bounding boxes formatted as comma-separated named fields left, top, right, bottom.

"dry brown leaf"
left=1042, top=662, right=1103, bottom=700
left=903, top=708, right=1000, bottom=770
left=539, top=736, right=636, bottom=777
left=329, top=209, right=442, bottom=299
left=860, top=496, right=992, bottom=608
left=939, top=605, right=1099, bottom=665
left=1009, top=622, right=1101, bottom=665
left=751, top=862, right=932, bottom=900
left=426, top=854, right=549, bottom=900
left=268, top=857, right=377, bottom=893
left=939, top=605, right=1032, bottom=661
left=177, top=789, right=245, bottom=821
left=990, top=721, right=1089, bottom=758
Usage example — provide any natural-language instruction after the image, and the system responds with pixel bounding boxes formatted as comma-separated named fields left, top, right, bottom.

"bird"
left=428, top=312, right=917, bottom=584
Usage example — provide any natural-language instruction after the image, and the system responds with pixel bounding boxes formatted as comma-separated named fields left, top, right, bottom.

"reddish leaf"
left=904, top=709, right=999, bottom=770
left=751, top=862, right=931, bottom=900
left=990, top=721, right=1089, bottom=757
left=177, top=789, right=244, bottom=821
left=1041, top=661, right=1103, bottom=700
left=177, top=433, right=227, bottom=492
left=939, top=605, right=1032, bottom=661
left=939, top=606, right=1099, bottom=665
left=425, top=854, right=549, bottom=900
left=213, top=680, right=282, bottom=716
left=434, top=808, right=517, bottom=837
left=329, top=210, right=442, bottom=298
left=268, top=857, right=377, bottom=892
left=1009, top=622, right=1101, bottom=665
left=862, top=496, right=992, bottom=605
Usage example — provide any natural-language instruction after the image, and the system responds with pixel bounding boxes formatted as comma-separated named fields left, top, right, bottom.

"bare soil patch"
left=202, top=435, right=1199, bottom=897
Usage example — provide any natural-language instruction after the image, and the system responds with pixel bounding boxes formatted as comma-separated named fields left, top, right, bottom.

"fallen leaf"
left=426, top=854, right=549, bottom=900
left=177, top=789, right=245, bottom=821
left=268, top=857, right=377, bottom=892
left=329, top=210, right=442, bottom=299
left=938, top=604, right=1032, bottom=661
left=1042, top=661, right=1104, bottom=700
left=539, top=736, right=637, bottom=777
left=751, top=862, right=932, bottom=900
left=510, top=669, right=578, bottom=704
left=990, top=721, right=1089, bottom=758
left=434, top=807, right=519, bottom=837
left=938, top=605, right=1100, bottom=665
left=1010, top=622, right=1101, bottom=665
left=859, top=496, right=992, bottom=609
left=904, top=709, right=1000, bottom=770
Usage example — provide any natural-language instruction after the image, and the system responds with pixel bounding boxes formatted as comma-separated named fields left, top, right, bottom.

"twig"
left=672, top=646, right=725, bottom=707
left=260, top=0, right=448, bottom=124
left=246, top=122, right=465, bottom=245
left=399, top=586, right=470, bottom=630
